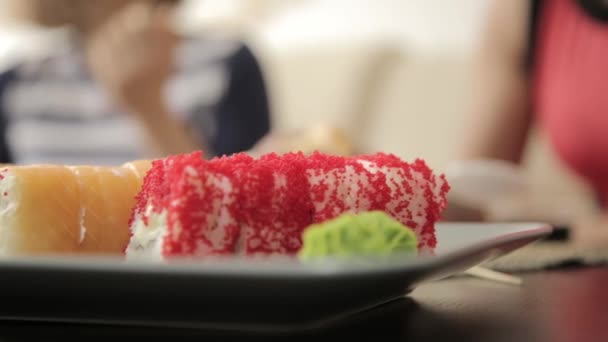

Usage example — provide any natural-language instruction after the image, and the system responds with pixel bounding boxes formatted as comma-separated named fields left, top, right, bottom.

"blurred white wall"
left=181, top=0, right=488, bottom=54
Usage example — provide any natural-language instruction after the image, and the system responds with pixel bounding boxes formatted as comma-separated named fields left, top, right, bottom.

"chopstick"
left=464, top=266, right=523, bottom=286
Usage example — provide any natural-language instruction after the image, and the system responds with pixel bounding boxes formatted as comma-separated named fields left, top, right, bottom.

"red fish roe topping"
left=306, top=152, right=393, bottom=223
left=129, top=151, right=204, bottom=229
left=237, top=152, right=313, bottom=254
left=353, top=153, right=450, bottom=251
left=162, top=152, right=253, bottom=256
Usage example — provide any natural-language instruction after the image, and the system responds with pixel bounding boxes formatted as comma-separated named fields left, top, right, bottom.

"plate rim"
left=0, top=222, right=553, bottom=278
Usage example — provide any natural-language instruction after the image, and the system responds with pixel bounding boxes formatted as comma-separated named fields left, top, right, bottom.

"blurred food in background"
left=250, top=123, right=353, bottom=157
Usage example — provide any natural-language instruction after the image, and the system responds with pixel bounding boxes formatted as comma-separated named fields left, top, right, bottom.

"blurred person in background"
left=448, top=0, right=608, bottom=240
left=0, top=0, right=272, bottom=165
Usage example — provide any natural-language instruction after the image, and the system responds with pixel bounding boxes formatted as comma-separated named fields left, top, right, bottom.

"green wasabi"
left=297, top=211, right=418, bottom=261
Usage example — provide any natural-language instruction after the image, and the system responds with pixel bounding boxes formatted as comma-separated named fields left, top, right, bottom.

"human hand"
left=85, top=1, right=178, bottom=116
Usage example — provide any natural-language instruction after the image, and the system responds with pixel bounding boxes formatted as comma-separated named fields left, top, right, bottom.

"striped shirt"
left=0, top=33, right=271, bottom=166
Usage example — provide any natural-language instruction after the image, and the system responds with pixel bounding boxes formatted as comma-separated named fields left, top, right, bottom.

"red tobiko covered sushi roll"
left=305, top=152, right=449, bottom=254
left=235, top=152, right=313, bottom=255
left=355, top=153, right=450, bottom=253
left=126, top=152, right=249, bottom=258
left=125, top=151, right=449, bottom=260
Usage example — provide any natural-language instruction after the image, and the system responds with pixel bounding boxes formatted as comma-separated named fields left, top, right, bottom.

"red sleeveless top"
left=533, top=0, right=608, bottom=206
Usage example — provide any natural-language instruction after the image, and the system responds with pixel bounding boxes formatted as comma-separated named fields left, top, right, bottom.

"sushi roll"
left=126, top=151, right=449, bottom=260
left=356, top=153, right=449, bottom=253
left=305, top=152, right=448, bottom=253
left=0, top=162, right=151, bottom=256
left=127, top=152, right=248, bottom=259
left=237, top=152, right=313, bottom=255
left=126, top=152, right=314, bottom=259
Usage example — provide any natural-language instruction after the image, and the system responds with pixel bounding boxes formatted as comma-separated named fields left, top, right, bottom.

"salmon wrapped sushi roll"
left=0, top=162, right=151, bottom=256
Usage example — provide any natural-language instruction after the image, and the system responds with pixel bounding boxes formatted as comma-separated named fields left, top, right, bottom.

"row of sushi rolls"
left=0, top=150, right=450, bottom=262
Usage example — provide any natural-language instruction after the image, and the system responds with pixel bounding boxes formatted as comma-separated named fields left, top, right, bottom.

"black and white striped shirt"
left=0, top=34, right=271, bottom=165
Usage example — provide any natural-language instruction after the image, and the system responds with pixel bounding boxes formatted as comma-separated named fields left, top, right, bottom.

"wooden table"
left=2, top=266, right=608, bottom=341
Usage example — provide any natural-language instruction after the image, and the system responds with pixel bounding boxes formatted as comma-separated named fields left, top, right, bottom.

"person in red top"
left=456, top=0, right=608, bottom=237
